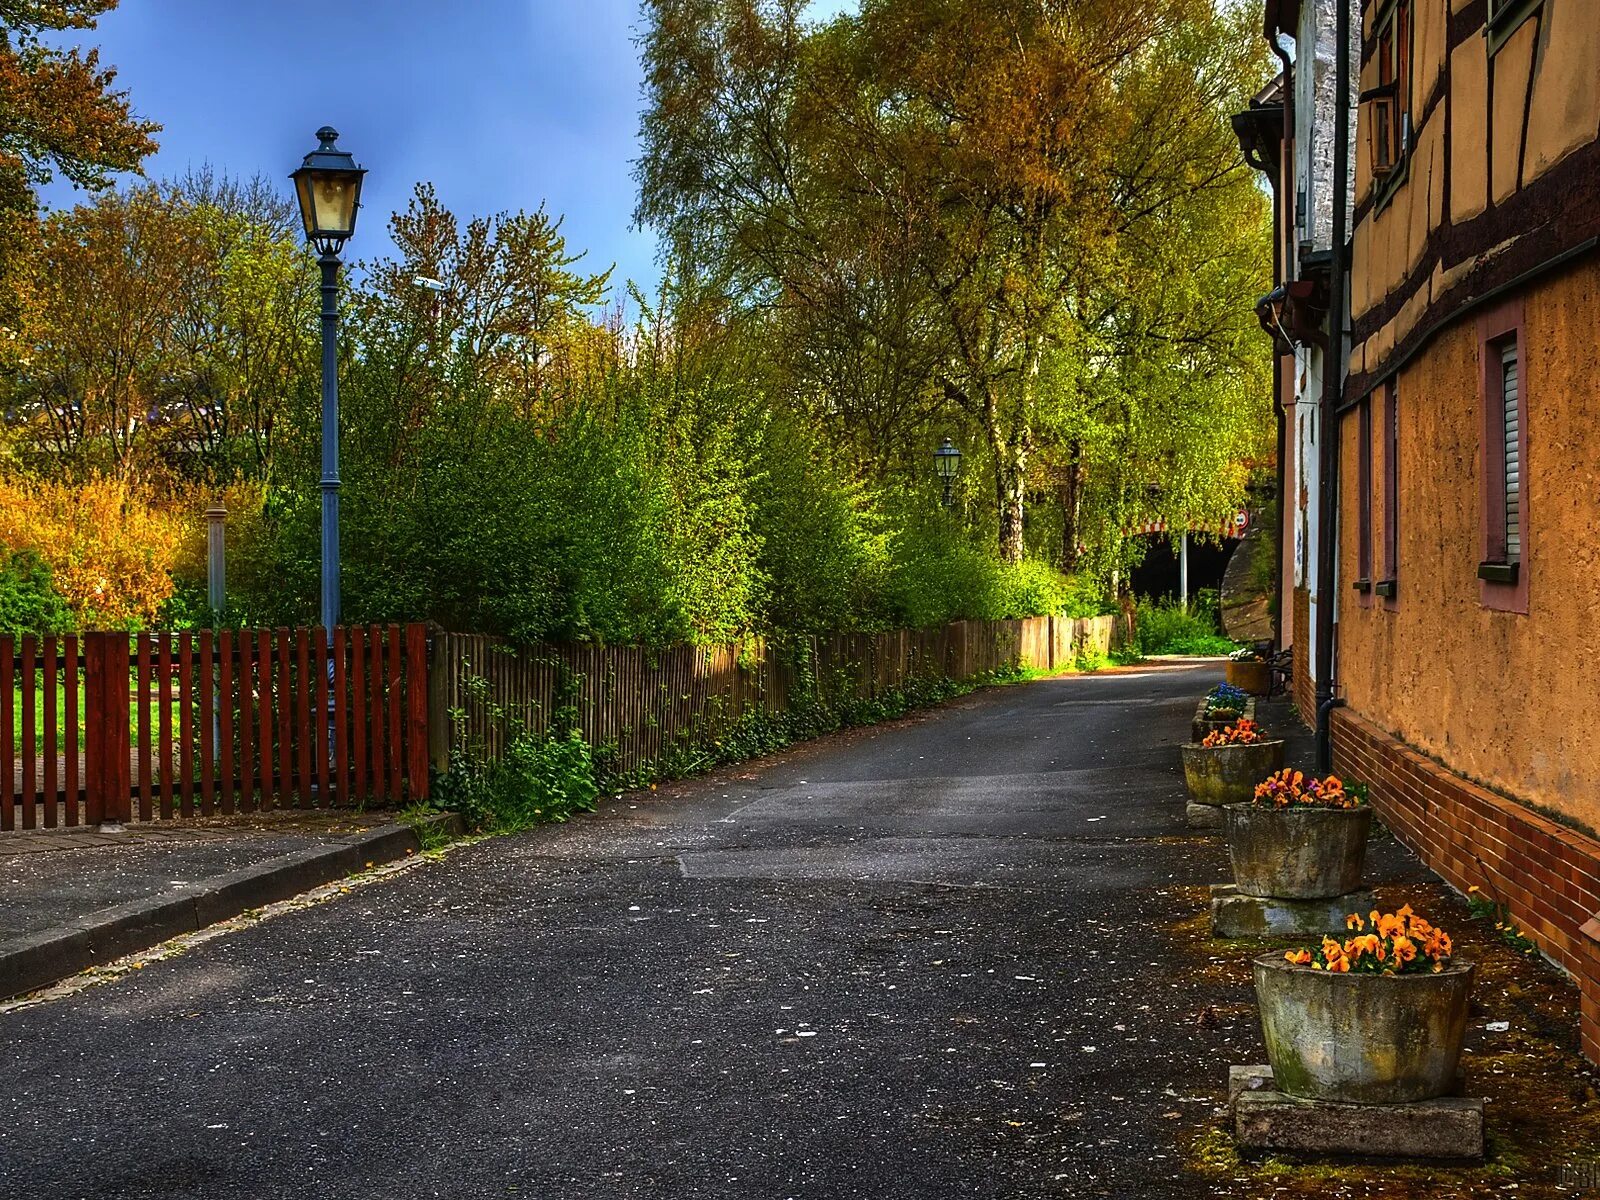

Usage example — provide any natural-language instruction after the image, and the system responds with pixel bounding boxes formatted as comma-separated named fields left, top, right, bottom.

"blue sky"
left=46, top=0, right=856, bottom=302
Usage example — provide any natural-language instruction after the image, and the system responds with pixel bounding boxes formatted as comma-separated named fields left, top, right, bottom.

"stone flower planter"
left=1225, top=804, right=1372, bottom=899
left=1181, top=740, right=1285, bottom=807
left=1253, top=954, right=1474, bottom=1105
left=1225, top=659, right=1270, bottom=695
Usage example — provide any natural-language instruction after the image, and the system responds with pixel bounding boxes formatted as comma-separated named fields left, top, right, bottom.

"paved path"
left=0, top=812, right=395, bottom=943
left=0, top=663, right=1334, bottom=1198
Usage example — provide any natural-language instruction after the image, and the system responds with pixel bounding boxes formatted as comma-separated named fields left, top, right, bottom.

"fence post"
left=84, top=633, right=132, bottom=826
left=427, top=625, right=452, bottom=777
left=406, top=624, right=431, bottom=801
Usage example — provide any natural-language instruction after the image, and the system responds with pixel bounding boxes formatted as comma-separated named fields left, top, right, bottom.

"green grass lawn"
left=10, top=683, right=185, bottom=755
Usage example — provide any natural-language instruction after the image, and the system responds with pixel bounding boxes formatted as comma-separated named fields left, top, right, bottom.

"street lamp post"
left=934, top=437, right=961, bottom=507
left=290, top=127, right=366, bottom=629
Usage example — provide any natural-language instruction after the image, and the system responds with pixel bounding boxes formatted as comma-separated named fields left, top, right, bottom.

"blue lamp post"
left=290, top=127, right=366, bottom=629
left=934, top=437, right=961, bottom=507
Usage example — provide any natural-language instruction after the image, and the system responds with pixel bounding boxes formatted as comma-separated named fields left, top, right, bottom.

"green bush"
left=1135, top=596, right=1238, bottom=657
left=1058, top=572, right=1118, bottom=618
left=234, top=285, right=1113, bottom=644
left=434, top=723, right=600, bottom=833
left=0, top=549, right=74, bottom=637
left=876, top=510, right=998, bottom=628
left=993, top=558, right=1072, bottom=619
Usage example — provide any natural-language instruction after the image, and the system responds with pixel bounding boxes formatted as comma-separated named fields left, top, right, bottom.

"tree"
left=636, top=0, right=1272, bottom=564
left=7, top=177, right=314, bottom=477
left=14, top=184, right=199, bottom=470
left=361, top=182, right=613, bottom=423
left=159, top=170, right=316, bottom=481
left=0, top=0, right=159, bottom=334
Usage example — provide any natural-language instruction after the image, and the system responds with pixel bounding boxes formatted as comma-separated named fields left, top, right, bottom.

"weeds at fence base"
left=398, top=805, right=462, bottom=851
left=422, top=646, right=1136, bottom=835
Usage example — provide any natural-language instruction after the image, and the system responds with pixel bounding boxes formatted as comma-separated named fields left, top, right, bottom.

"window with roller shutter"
left=1476, top=300, right=1528, bottom=613
left=1501, top=346, right=1520, bottom=564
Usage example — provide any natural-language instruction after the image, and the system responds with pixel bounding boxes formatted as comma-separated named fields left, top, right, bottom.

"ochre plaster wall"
left=1349, top=2, right=1600, bottom=394
left=1337, top=257, right=1600, bottom=830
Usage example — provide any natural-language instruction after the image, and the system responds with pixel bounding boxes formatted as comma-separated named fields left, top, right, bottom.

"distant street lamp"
left=934, top=437, right=961, bottom=507
left=291, top=126, right=366, bottom=629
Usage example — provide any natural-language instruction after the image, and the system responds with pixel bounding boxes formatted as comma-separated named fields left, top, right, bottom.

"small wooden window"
left=1487, top=0, right=1542, bottom=53
left=1368, top=1, right=1412, bottom=181
left=1500, top=345, right=1521, bottom=563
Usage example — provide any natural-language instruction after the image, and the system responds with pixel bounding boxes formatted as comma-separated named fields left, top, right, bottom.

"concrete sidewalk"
left=0, top=810, right=456, bottom=998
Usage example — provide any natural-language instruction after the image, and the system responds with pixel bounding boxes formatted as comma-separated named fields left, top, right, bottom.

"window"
left=1499, top=345, right=1522, bottom=561
left=1477, top=301, right=1528, bottom=613
left=1487, top=0, right=1543, bottom=53
left=1368, top=1, right=1412, bottom=184
left=1354, top=397, right=1373, bottom=603
left=1378, top=381, right=1399, bottom=603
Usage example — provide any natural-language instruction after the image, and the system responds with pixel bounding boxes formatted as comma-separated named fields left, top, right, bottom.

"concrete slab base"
left=1230, top=1065, right=1483, bottom=1161
left=1209, top=883, right=1376, bottom=940
left=1186, top=802, right=1224, bottom=830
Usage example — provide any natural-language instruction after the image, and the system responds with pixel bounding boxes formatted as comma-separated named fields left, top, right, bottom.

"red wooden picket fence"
left=2, top=624, right=429, bottom=831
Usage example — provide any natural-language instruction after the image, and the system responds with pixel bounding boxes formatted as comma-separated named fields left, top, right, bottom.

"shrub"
left=434, top=721, right=600, bottom=833
left=876, top=512, right=1003, bottom=628
left=1058, top=573, right=1117, bottom=618
left=993, top=557, right=1074, bottom=619
left=0, top=549, right=75, bottom=636
left=0, top=476, right=184, bottom=628
left=1134, top=597, right=1239, bottom=656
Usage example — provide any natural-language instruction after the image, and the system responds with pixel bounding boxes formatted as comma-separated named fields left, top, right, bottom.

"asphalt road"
left=2, top=661, right=1278, bottom=1199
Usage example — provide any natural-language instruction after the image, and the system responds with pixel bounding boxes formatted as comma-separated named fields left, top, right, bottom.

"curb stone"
left=0, top=812, right=464, bottom=999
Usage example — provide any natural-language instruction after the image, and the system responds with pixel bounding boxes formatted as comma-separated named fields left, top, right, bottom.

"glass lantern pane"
left=313, top=175, right=358, bottom=236
left=294, top=174, right=317, bottom=238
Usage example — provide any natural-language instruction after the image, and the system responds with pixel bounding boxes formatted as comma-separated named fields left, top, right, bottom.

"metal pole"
left=319, top=250, right=341, bottom=630
left=1179, top=531, right=1189, bottom=609
left=205, top=504, right=227, bottom=617
left=1315, top=0, right=1353, bottom=774
left=205, top=503, right=227, bottom=770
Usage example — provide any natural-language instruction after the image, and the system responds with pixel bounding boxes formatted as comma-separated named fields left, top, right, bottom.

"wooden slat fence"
left=3, top=624, right=429, bottom=831
left=4, top=614, right=1125, bottom=830
left=431, top=614, right=1125, bottom=778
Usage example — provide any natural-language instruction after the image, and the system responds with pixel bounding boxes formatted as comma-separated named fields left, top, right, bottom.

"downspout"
left=1270, top=34, right=1294, bottom=653
left=1315, top=0, right=1353, bottom=773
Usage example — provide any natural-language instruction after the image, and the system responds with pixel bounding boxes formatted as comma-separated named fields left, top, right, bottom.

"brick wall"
left=1333, top=706, right=1600, bottom=1065
left=1291, top=586, right=1314, bottom=727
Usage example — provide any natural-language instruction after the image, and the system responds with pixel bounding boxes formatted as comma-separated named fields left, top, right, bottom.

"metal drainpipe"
left=1314, top=0, right=1353, bottom=774
left=1270, top=33, right=1293, bottom=653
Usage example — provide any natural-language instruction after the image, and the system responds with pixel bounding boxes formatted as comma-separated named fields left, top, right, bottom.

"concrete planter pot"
left=1253, top=955, right=1474, bottom=1105
left=1181, top=740, right=1285, bottom=807
left=1226, top=659, right=1270, bottom=695
left=1225, top=804, right=1372, bottom=899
